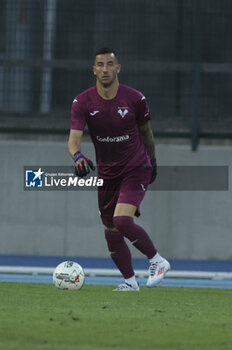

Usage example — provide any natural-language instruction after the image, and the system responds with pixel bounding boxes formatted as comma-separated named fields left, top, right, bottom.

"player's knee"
left=104, top=226, right=118, bottom=232
left=105, top=229, right=123, bottom=243
left=113, top=215, right=133, bottom=233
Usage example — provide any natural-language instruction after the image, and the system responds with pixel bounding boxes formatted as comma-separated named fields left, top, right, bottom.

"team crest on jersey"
left=117, top=107, right=128, bottom=118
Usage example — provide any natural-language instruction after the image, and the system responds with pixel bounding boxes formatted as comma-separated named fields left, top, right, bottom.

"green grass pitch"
left=0, top=282, right=231, bottom=350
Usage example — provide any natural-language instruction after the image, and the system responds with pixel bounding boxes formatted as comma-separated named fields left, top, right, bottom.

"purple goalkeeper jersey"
left=71, top=84, right=152, bottom=179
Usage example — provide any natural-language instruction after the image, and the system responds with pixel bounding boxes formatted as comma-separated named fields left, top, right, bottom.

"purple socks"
left=114, top=216, right=157, bottom=259
left=105, top=216, right=157, bottom=279
left=105, top=229, right=134, bottom=279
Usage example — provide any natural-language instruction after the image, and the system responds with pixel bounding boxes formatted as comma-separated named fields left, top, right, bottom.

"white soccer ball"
left=53, top=261, right=85, bottom=290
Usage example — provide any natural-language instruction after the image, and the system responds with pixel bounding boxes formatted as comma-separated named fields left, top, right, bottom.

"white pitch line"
left=0, top=266, right=231, bottom=280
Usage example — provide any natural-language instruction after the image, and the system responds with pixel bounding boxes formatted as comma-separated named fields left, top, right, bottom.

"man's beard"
left=100, top=74, right=116, bottom=88
left=102, top=81, right=112, bottom=88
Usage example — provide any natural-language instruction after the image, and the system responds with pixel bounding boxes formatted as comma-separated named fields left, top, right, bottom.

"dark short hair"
left=95, top=47, right=117, bottom=57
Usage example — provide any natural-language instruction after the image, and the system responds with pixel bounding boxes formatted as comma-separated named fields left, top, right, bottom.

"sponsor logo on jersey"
left=96, top=135, right=129, bottom=143
left=141, top=183, right=146, bottom=191
left=117, top=107, right=128, bottom=118
left=73, top=99, right=78, bottom=103
left=90, top=110, right=100, bottom=116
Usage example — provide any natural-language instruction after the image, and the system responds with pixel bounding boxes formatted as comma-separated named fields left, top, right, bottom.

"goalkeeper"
left=68, top=48, right=170, bottom=291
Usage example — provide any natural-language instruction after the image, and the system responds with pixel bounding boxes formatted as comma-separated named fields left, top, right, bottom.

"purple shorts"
left=98, top=166, right=152, bottom=227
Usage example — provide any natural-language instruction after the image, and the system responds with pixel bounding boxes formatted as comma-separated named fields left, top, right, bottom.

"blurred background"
left=0, top=0, right=231, bottom=261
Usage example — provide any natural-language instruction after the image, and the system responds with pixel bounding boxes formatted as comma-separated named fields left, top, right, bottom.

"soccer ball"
left=53, top=261, right=85, bottom=290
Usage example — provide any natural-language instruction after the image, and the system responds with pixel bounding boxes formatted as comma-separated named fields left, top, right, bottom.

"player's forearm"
left=143, top=130, right=155, bottom=159
left=68, top=130, right=83, bottom=158
left=68, top=140, right=81, bottom=158
left=139, top=123, right=155, bottom=159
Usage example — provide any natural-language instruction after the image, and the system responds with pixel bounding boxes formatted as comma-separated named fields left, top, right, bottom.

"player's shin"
left=104, top=229, right=134, bottom=279
left=113, top=216, right=157, bottom=259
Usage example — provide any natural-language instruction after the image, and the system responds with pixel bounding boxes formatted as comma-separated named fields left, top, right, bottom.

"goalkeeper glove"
left=150, top=158, right=157, bottom=184
left=74, top=151, right=95, bottom=177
